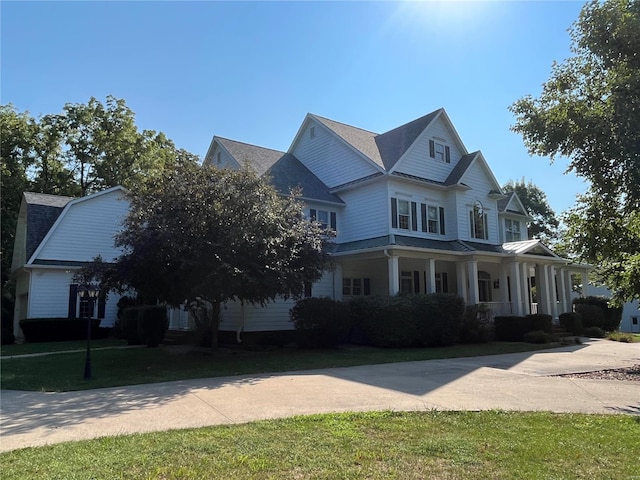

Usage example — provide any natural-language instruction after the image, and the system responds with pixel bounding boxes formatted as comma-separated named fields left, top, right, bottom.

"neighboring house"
left=11, top=186, right=129, bottom=339
left=582, top=286, right=640, bottom=333
left=204, top=108, right=592, bottom=337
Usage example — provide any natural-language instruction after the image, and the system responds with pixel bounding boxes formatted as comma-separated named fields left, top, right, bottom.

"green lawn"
left=1, top=341, right=557, bottom=392
left=0, top=338, right=128, bottom=356
left=1, top=411, right=638, bottom=479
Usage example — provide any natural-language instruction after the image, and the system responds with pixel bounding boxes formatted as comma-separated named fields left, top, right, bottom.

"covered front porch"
left=333, top=237, right=589, bottom=319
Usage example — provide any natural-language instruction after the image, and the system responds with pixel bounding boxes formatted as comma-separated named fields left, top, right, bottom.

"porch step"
left=163, top=330, right=195, bottom=346
left=551, top=325, right=574, bottom=338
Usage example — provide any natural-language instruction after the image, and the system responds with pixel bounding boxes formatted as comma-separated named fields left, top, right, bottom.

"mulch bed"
left=556, top=364, right=640, bottom=382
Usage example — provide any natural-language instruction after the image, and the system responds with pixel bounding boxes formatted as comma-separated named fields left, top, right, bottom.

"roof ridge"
left=309, top=114, right=379, bottom=136
left=217, top=136, right=285, bottom=154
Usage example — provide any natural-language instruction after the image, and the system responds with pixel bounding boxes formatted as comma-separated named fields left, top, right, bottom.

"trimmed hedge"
left=412, top=294, right=465, bottom=347
left=349, top=294, right=465, bottom=348
left=290, top=297, right=351, bottom=348
left=494, top=316, right=529, bottom=342
left=121, top=306, right=169, bottom=347
left=19, top=317, right=108, bottom=343
left=559, top=312, right=583, bottom=335
left=526, top=314, right=553, bottom=334
left=573, top=296, right=622, bottom=332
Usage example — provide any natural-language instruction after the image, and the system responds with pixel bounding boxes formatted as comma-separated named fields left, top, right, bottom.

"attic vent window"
left=216, top=152, right=221, bottom=164
left=429, top=140, right=451, bottom=163
left=310, top=126, right=316, bottom=139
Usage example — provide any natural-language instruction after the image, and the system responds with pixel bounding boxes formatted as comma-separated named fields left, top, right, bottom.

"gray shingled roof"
left=444, top=152, right=478, bottom=186
left=311, top=115, right=385, bottom=169
left=333, top=235, right=476, bottom=254
left=217, top=137, right=284, bottom=176
left=497, top=191, right=516, bottom=212
left=265, top=154, right=344, bottom=205
left=375, top=110, right=441, bottom=170
left=24, top=192, right=75, bottom=261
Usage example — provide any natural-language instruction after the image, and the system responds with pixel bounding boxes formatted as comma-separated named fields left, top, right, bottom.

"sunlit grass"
left=1, top=411, right=638, bottom=479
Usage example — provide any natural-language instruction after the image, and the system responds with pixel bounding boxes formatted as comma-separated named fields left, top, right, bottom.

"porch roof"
left=333, top=235, right=475, bottom=254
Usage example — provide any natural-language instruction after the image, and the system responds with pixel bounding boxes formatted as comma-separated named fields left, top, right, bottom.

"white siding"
left=28, top=268, right=121, bottom=327
left=454, top=161, right=500, bottom=244
left=336, top=183, right=389, bottom=243
left=393, top=116, right=465, bottom=183
left=292, top=120, right=379, bottom=188
left=219, top=271, right=336, bottom=332
left=204, top=144, right=240, bottom=170
left=35, top=190, right=129, bottom=263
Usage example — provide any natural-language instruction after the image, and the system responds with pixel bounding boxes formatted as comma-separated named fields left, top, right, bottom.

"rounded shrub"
left=559, top=312, right=583, bottom=335
left=523, top=330, right=555, bottom=344
left=583, top=326, right=606, bottom=338
left=138, top=306, right=168, bottom=347
left=494, top=316, right=528, bottom=342
left=350, top=295, right=419, bottom=348
left=290, top=297, right=350, bottom=348
left=526, top=314, right=553, bottom=334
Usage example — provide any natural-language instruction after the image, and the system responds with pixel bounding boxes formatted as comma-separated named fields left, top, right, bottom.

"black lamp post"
left=78, top=283, right=100, bottom=380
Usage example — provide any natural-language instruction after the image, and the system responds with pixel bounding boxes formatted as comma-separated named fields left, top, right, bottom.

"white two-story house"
left=204, top=108, right=590, bottom=336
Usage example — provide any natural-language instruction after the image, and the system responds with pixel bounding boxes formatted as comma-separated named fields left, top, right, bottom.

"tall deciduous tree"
left=509, top=0, right=640, bottom=303
left=503, top=178, right=560, bottom=244
left=88, top=163, right=333, bottom=347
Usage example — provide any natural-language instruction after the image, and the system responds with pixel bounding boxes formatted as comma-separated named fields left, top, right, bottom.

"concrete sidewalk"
left=1, top=339, right=638, bottom=452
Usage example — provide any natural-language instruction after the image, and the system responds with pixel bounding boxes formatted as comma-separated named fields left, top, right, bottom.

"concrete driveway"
left=1, top=338, right=638, bottom=452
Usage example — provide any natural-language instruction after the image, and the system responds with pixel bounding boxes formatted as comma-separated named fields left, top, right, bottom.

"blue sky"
left=2, top=1, right=587, bottom=214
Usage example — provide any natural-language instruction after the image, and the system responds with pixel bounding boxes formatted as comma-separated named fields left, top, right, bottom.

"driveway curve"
left=1, top=338, right=638, bottom=452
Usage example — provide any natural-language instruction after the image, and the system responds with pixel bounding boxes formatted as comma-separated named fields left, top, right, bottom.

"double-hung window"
left=429, top=139, right=451, bottom=163
left=343, top=278, right=371, bottom=296
left=420, top=204, right=446, bottom=235
left=391, top=197, right=418, bottom=231
left=505, top=219, right=521, bottom=242
left=310, top=209, right=337, bottom=231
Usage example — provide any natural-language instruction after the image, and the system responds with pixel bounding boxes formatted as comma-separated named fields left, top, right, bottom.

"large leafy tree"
left=510, top=0, right=640, bottom=303
left=502, top=178, right=560, bottom=244
left=1, top=98, right=198, bottom=327
left=88, top=162, right=333, bottom=346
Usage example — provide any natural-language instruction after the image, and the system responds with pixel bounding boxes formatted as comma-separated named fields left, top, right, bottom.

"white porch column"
left=456, top=262, right=467, bottom=302
left=333, top=263, right=343, bottom=301
left=467, top=259, right=479, bottom=305
left=388, top=255, right=399, bottom=296
left=558, top=267, right=569, bottom=314
left=425, top=258, right=436, bottom=294
left=550, top=265, right=559, bottom=319
left=536, top=264, right=551, bottom=315
left=510, top=261, right=523, bottom=316
left=499, top=266, right=510, bottom=314
left=565, top=269, right=574, bottom=308
left=580, top=270, right=589, bottom=298
left=520, top=262, right=530, bottom=315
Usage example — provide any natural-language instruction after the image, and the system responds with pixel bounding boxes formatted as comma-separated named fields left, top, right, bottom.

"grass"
left=1, top=341, right=557, bottom=392
left=607, top=331, right=640, bottom=343
left=1, top=411, right=638, bottom=479
left=0, top=338, right=128, bottom=356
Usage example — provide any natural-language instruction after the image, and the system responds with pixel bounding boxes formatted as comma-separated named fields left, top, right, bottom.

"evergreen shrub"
left=559, top=312, right=583, bottom=335
left=290, top=297, right=350, bottom=348
left=494, top=316, right=528, bottom=342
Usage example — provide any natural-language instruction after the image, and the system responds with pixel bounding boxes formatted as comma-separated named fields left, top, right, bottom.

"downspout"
left=236, top=302, right=245, bottom=344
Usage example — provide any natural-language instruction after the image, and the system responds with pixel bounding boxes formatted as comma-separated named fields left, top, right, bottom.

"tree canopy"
left=502, top=178, right=560, bottom=245
left=86, top=162, right=333, bottom=345
left=1, top=97, right=198, bottom=322
left=509, top=0, right=640, bottom=303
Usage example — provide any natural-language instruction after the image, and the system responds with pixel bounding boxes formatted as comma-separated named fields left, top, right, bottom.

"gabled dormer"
left=204, top=136, right=283, bottom=174
left=498, top=191, right=532, bottom=243
left=288, top=114, right=384, bottom=188
left=384, top=109, right=469, bottom=184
